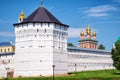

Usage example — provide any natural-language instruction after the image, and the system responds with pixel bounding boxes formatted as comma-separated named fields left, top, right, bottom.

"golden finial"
left=92, top=31, right=96, bottom=36
left=80, top=31, right=84, bottom=36
left=86, top=25, right=91, bottom=35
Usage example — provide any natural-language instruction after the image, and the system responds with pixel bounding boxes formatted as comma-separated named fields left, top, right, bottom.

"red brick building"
left=79, top=25, right=98, bottom=49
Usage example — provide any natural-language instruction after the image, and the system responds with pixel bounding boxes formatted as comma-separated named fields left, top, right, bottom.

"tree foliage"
left=67, top=43, right=74, bottom=47
left=111, top=40, right=120, bottom=70
left=98, top=44, right=105, bottom=50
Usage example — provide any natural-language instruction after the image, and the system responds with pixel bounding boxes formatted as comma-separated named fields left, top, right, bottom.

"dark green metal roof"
left=117, top=36, right=120, bottom=41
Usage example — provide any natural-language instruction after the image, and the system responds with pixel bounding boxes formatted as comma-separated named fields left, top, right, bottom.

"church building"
left=79, top=25, right=98, bottom=49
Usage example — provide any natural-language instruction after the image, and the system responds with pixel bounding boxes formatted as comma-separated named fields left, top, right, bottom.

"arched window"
left=8, top=48, right=10, bottom=52
left=37, top=29, right=39, bottom=32
left=8, top=60, right=10, bottom=63
left=0, top=49, right=2, bottom=52
left=4, top=49, right=6, bottom=53
left=44, top=29, right=46, bottom=33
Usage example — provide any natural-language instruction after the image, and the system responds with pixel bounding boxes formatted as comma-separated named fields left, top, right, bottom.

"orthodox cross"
left=40, top=0, right=43, bottom=6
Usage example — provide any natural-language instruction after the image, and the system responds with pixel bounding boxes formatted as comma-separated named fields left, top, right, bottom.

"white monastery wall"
left=0, top=54, right=14, bottom=78
left=14, top=23, right=68, bottom=76
left=67, top=48, right=114, bottom=72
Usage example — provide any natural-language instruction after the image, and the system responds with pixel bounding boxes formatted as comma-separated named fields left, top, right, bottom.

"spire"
left=40, top=0, right=43, bottom=7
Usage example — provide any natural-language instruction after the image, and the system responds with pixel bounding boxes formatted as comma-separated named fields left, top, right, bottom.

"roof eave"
left=13, top=22, right=69, bottom=27
left=78, top=40, right=98, bottom=42
left=67, top=46, right=111, bottom=53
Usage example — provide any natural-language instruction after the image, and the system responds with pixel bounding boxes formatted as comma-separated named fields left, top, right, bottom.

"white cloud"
left=84, top=5, right=117, bottom=17
left=88, top=13, right=108, bottom=17
left=0, top=32, right=15, bottom=37
left=68, top=28, right=85, bottom=38
left=68, top=27, right=97, bottom=38
left=68, top=28, right=83, bottom=38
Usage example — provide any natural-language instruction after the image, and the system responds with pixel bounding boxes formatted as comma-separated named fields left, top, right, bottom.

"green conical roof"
left=117, top=36, right=120, bottom=41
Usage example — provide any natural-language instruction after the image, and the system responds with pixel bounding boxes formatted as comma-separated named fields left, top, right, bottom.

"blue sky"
left=0, top=0, right=120, bottom=50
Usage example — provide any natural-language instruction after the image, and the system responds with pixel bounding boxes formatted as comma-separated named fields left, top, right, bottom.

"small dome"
left=86, top=25, right=91, bottom=35
left=19, top=11, right=26, bottom=19
left=92, top=31, right=96, bottom=36
left=80, top=31, right=84, bottom=36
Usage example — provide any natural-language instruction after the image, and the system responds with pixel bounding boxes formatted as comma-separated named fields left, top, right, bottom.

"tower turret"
left=18, top=10, right=26, bottom=23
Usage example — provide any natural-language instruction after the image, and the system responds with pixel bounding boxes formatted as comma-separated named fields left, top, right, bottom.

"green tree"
left=67, top=43, right=74, bottom=47
left=111, top=40, right=120, bottom=70
left=98, top=44, right=105, bottom=50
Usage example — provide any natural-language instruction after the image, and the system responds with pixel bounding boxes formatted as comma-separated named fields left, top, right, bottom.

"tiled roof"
left=0, top=42, right=13, bottom=47
left=67, top=46, right=110, bottom=53
left=23, top=6, right=62, bottom=24
left=14, top=6, right=69, bottom=27
left=78, top=39, right=98, bottom=42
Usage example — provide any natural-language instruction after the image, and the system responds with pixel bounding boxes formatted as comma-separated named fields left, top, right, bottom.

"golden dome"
left=19, top=11, right=26, bottom=19
left=80, top=31, right=84, bottom=36
left=92, top=31, right=96, bottom=36
left=86, top=25, right=91, bottom=35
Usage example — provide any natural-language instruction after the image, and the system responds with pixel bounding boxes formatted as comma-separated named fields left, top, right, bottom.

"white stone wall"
left=53, top=24, right=68, bottom=74
left=0, top=65, right=6, bottom=78
left=67, top=49, right=114, bottom=72
left=0, top=54, right=14, bottom=78
left=14, top=23, right=68, bottom=77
